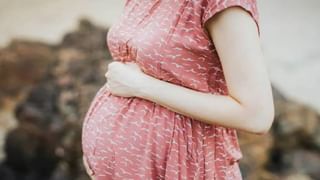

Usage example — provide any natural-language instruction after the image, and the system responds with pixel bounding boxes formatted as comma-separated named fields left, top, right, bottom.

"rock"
left=2, top=122, right=59, bottom=180
left=14, top=81, right=62, bottom=128
left=238, top=131, right=274, bottom=179
left=264, top=87, right=320, bottom=177
left=0, top=40, right=56, bottom=100
left=0, top=109, right=17, bottom=161
left=60, top=19, right=111, bottom=57
left=283, top=173, right=312, bottom=180
left=290, top=149, right=320, bottom=179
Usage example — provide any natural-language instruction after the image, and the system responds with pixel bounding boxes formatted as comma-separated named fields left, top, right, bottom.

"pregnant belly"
left=81, top=83, right=181, bottom=173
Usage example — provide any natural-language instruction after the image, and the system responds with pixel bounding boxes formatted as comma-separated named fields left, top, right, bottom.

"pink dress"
left=81, top=0, right=259, bottom=179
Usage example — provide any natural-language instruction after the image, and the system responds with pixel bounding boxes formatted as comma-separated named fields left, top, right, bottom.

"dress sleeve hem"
left=201, top=1, right=260, bottom=36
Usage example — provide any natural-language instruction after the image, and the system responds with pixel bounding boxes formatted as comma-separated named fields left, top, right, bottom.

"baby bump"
left=81, top=85, right=178, bottom=178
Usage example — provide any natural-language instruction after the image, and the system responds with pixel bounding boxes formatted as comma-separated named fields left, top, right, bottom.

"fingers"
left=105, top=61, right=121, bottom=78
left=108, top=61, right=123, bottom=70
left=105, top=71, right=109, bottom=79
left=105, top=82, right=111, bottom=91
left=104, top=70, right=110, bottom=91
left=125, top=62, right=141, bottom=71
left=107, top=61, right=140, bottom=74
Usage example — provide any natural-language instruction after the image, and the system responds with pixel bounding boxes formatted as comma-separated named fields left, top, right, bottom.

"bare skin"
left=105, top=6, right=275, bottom=135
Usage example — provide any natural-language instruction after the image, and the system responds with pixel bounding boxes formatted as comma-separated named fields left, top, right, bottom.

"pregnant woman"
left=82, top=0, right=275, bottom=179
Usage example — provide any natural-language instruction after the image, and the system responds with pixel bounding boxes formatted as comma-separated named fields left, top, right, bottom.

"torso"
left=81, top=0, right=258, bottom=179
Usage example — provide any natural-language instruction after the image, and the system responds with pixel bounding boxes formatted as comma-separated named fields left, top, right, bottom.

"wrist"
left=134, top=74, right=157, bottom=99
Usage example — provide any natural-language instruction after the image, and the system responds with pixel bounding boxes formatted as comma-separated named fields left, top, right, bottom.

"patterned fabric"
left=81, top=0, right=259, bottom=179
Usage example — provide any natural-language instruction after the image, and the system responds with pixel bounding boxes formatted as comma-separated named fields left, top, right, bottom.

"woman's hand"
left=104, top=61, right=149, bottom=98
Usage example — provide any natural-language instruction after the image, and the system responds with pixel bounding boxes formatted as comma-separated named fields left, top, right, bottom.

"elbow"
left=244, top=104, right=275, bottom=135
left=251, top=120, right=273, bottom=135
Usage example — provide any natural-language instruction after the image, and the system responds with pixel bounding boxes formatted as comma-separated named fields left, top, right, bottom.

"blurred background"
left=0, top=0, right=319, bottom=179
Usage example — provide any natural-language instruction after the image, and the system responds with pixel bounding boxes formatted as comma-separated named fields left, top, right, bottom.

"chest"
left=106, top=0, right=221, bottom=83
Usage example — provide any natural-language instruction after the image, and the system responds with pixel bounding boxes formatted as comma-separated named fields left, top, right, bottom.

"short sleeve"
left=201, top=0, right=260, bottom=34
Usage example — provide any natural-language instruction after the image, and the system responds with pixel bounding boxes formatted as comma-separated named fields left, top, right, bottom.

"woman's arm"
left=135, top=7, right=275, bottom=135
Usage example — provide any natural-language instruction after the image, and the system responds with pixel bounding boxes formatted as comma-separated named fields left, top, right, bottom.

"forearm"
left=135, top=75, right=263, bottom=134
